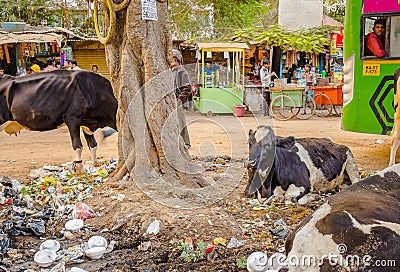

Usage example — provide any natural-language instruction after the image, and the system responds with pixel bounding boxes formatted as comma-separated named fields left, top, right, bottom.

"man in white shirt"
left=260, top=60, right=276, bottom=116
left=70, top=59, right=81, bottom=70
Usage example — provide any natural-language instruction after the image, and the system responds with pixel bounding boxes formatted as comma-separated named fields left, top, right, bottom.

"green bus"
left=342, top=0, right=400, bottom=135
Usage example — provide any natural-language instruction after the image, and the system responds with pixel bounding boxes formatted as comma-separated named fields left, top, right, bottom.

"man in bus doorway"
left=365, top=19, right=386, bottom=58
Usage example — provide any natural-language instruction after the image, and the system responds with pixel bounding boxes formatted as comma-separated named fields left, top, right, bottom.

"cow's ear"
left=249, top=129, right=254, bottom=137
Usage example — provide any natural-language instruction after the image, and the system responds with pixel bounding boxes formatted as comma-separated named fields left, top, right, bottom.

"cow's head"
left=0, top=85, right=11, bottom=125
left=246, top=126, right=276, bottom=198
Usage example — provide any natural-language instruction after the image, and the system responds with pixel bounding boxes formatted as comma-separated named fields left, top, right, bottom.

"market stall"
left=195, top=43, right=249, bottom=116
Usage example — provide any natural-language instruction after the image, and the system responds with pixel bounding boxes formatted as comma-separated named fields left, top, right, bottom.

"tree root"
left=106, top=163, right=129, bottom=188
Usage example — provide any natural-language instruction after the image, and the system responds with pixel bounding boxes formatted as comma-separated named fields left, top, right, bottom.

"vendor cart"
left=311, top=85, right=343, bottom=117
left=269, top=87, right=315, bottom=120
left=196, top=43, right=249, bottom=116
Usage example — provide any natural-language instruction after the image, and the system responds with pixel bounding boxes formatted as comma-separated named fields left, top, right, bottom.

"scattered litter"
left=72, top=203, right=96, bottom=220
left=64, top=231, right=75, bottom=240
left=50, top=262, right=66, bottom=272
left=105, top=240, right=117, bottom=254
left=227, top=237, right=246, bottom=249
left=376, top=139, right=384, bottom=144
left=88, top=236, right=108, bottom=249
left=58, top=245, right=84, bottom=263
left=117, top=193, right=125, bottom=202
left=43, top=165, right=61, bottom=172
left=213, top=237, right=227, bottom=247
left=270, top=219, right=289, bottom=239
left=84, top=246, right=106, bottom=259
left=40, top=239, right=60, bottom=252
left=205, top=242, right=214, bottom=253
left=34, top=249, right=57, bottom=268
left=146, top=220, right=160, bottom=235
left=177, top=238, right=207, bottom=263
left=138, top=241, right=151, bottom=251
left=69, top=267, right=88, bottom=272
left=65, top=219, right=84, bottom=232
left=0, top=232, right=10, bottom=255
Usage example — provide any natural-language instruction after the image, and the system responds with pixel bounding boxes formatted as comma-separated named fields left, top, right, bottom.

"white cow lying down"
left=284, top=164, right=400, bottom=272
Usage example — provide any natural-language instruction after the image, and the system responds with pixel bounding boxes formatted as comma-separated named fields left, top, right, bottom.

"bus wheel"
left=314, top=93, right=333, bottom=117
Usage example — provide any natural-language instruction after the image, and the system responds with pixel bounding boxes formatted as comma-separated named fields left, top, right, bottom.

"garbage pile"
left=0, top=159, right=117, bottom=256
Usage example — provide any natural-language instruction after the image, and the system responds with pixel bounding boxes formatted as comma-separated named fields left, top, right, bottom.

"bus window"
left=363, top=17, right=386, bottom=58
left=390, top=16, right=400, bottom=57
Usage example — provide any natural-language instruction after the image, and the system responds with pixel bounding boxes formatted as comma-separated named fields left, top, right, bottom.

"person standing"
left=365, top=19, right=386, bottom=57
left=302, top=64, right=315, bottom=88
left=260, top=59, right=276, bottom=116
left=171, top=49, right=192, bottom=149
left=70, top=59, right=81, bottom=70
left=43, top=57, right=58, bottom=72
left=92, top=65, right=99, bottom=73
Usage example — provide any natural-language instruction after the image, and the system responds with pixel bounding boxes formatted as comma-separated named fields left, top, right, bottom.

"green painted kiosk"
left=196, top=43, right=249, bottom=116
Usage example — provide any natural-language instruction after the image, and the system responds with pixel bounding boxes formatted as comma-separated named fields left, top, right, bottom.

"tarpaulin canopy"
left=0, top=32, right=63, bottom=46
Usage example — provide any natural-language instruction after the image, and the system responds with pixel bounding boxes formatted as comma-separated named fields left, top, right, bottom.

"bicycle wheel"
left=314, top=93, right=333, bottom=117
left=333, top=105, right=342, bottom=116
left=270, top=94, right=296, bottom=120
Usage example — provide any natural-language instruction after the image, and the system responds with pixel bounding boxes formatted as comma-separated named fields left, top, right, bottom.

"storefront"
left=0, top=23, right=83, bottom=75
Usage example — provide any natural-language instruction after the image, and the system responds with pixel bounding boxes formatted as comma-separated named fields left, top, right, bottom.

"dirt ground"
left=0, top=113, right=395, bottom=271
left=0, top=113, right=391, bottom=179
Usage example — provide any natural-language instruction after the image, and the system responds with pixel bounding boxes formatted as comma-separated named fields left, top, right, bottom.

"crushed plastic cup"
left=227, top=237, right=245, bottom=249
left=88, top=236, right=108, bottom=249
left=85, top=246, right=106, bottom=259
left=40, top=239, right=60, bottom=252
left=65, top=219, right=84, bottom=232
left=146, top=220, right=160, bottom=235
left=34, top=249, right=57, bottom=268
left=247, top=252, right=268, bottom=272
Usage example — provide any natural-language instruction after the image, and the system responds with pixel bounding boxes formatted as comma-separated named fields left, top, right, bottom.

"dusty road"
left=0, top=113, right=392, bottom=180
left=2, top=112, right=396, bottom=271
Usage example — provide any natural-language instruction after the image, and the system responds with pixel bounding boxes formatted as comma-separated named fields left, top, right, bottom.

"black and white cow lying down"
left=246, top=126, right=359, bottom=203
left=0, top=70, right=118, bottom=171
left=285, top=165, right=400, bottom=272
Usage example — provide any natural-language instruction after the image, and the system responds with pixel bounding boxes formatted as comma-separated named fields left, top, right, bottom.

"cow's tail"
left=345, top=149, right=360, bottom=184
left=102, top=128, right=117, bottom=139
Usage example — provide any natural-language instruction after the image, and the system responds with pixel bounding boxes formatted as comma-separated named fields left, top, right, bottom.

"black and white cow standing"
left=284, top=165, right=400, bottom=272
left=246, top=126, right=359, bottom=203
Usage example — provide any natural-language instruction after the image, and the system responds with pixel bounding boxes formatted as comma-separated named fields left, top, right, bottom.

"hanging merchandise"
left=4, top=45, right=10, bottom=64
left=196, top=50, right=201, bottom=60
left=0, top=45, right=4, bottom=60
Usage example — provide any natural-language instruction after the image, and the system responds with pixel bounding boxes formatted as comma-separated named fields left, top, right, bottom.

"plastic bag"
left=72, top=202, right=96, bottom=220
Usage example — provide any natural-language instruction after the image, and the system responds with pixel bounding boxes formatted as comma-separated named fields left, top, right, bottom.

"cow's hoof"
left=73, top=161, right=84, bottom=175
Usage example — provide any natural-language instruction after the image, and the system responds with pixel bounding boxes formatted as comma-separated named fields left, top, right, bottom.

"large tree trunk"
left=100, top=0, right=208, bottom=191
